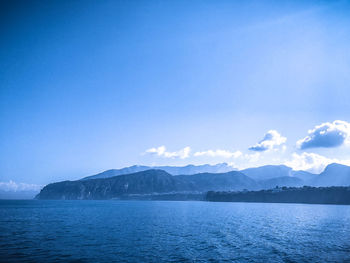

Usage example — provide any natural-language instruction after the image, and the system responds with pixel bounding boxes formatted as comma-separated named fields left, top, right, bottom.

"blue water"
left=1, top=200, right=350, bottom=263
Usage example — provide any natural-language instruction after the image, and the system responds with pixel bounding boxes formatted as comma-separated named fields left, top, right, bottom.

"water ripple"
left=0, top=200, right=350, bottom=262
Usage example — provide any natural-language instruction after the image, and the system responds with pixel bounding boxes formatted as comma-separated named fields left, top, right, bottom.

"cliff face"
left=38, top=170, right=186, bottom=200
left=36, top=170, right=256, bottom=200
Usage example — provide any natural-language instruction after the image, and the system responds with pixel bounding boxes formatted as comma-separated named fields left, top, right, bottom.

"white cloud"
left=284, top=152, right=350, bottom=173
left=194, top=149, right=242, bottom=158
left=249, top=130, right=287, bottom=152
left=297, top=120, right=350, bottom=149
left=243, top=152, right=261, bottom=163
left=146, top=146, right=243, bottom=160
left=227, top=162, right=237, bottom=168
left=0, top=181, right=42, bottom=192
left=145, top=146, right=191, bottom=159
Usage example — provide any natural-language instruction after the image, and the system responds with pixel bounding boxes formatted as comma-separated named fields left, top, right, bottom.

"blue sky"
left=1, top=0, right=350, bottom=187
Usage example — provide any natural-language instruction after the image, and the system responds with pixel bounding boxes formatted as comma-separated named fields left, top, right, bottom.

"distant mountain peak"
left=313, top=163, right=350, bottom=187
left=241, top=164, right=293, bottom=181
left=324, top=163, right=350, bottom=171
left=82, top=163, right=236, bottom=180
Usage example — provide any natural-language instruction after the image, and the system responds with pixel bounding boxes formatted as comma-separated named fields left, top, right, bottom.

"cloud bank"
left=0, top=181, right=42, bottom=192
left=297, top=120, right=350, bottom=149
left=146, top=146, right=243, bottom=160
left=146, top=146, right=191, bottom=159
left=249, top=130, right=286, bottom=152
left=285, top=152, right=350, bottom=173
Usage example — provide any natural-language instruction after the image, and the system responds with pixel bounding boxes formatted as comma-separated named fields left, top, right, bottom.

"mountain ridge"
left=36, top=163, right=350, bottom=200
left=82, top=163, right=236, bottom=180
left=37, top=169, right=255, bottom=200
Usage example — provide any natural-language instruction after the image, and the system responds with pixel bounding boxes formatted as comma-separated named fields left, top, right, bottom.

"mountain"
left=176, top=171, right=259, bottom=192
left=82, top=165, right=151, bottom=180
left=36, top=163, right=350, bottom=200
left=82, top=163, right=315, bottom=183
left=155, top=163, right=236, bottom=176
left=313, top=163, right=350, bottom=186
left=291, top=170, right=317, bottom=183
left=82, top=163, right=236, bottom=180
left=37, top=169, right=256, bottom=200
left=241, top=165, right=292, bottom=180
left=38, top=170, right=184, bottom=200
left=240, top=165, right=315, bottom=182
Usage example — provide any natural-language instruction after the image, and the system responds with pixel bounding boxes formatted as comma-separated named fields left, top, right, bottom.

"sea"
left=1, top=200, right=350, bottom=263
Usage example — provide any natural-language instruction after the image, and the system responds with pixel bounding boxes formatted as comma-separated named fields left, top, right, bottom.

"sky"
left=1, top=0, right=350, bottom=189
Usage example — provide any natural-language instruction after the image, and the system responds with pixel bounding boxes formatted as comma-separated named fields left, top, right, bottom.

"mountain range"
left=36, top=163, right=350, bottom=200
left=81, top=163, right=236, bottom=180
